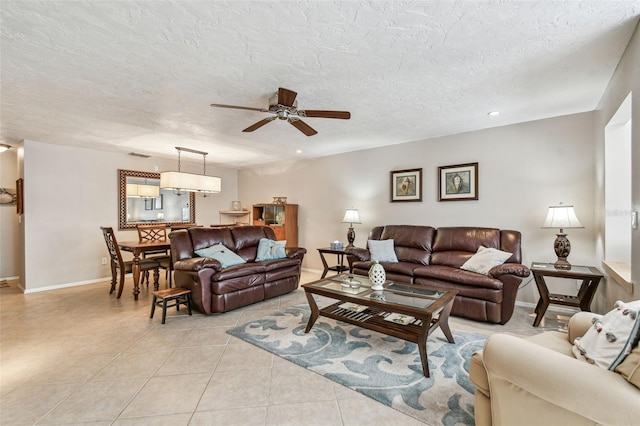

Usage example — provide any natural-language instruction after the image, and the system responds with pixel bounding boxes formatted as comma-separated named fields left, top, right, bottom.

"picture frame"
left=391, top=168, right=422, bottom=202
left=438, top=162, right=478, bottom=201
left=144, top=198, right=153, bottom=210
left=16, top=178, right=23, bottom=214
left=154, top=194, right=163, bottom=210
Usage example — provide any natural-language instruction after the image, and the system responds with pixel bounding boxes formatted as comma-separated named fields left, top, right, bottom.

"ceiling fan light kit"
left=160, top=147, right=221, bottom=195
left=211, top=87, right=350, bottom=136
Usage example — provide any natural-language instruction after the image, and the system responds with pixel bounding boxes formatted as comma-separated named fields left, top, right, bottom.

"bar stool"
left=150, top=287, right=193, bottom=324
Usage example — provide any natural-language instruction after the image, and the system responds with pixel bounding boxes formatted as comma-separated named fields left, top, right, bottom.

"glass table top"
left=310, top=274, right=446, bottom=310
left=530, top=262, right=602, bottom=276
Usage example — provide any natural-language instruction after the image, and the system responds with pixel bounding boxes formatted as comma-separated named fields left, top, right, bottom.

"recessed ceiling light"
left=296, top=149, right=302, bottom=154
left=487, top=111, right=500, bottom=116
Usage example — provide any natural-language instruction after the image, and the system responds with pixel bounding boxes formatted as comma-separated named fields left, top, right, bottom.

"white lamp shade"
left=542, top=205, right=584, bottom=229
left=342, top=209, right=361, bottom=224
left=160, top=171, right=221, bottom=193
left=126, top=183, right=159, bottom=198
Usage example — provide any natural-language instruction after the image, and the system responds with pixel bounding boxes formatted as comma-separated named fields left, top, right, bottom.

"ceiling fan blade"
left=243, top=117, right=276, bottom=132
left=211, top=103, right=268, bottom=112
left=278, top=88, right=297, bottom=107
left=298, top=110, right=351, bottom=120
left=289, top=118, right=318, bottom=136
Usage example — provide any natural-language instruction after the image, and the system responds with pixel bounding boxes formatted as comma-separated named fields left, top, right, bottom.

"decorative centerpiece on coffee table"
left=368, top=261, right=386, bottom=290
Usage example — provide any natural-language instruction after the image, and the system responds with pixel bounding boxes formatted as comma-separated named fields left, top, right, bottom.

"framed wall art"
left=144, top=198, right=153, bottom=210
left=438, top=162, right=478, bottom=201
left=391, top=168, right=422, bottom=202
left=0, top=188, right=17, bottom=206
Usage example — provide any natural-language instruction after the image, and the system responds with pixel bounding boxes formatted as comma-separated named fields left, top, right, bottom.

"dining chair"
left=100, top=226, right=161, bottom=298
left=137, top=224, right=173, bottom=286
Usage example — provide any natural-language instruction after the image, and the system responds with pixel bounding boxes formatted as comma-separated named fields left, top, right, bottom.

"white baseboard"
left=22, top=277, right=112, bottom=294
left=0, top=276, right=19, bottom=281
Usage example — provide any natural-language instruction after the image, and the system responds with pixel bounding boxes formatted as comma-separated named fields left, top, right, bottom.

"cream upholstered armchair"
left=470, top=311, right=640, bottom=425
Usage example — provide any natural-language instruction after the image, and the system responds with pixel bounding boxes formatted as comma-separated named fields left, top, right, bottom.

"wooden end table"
left=530, top=262, right=603, bottom=327
left=302, top=274, right=456, bottom=377
left=317, top=247, right=350, bottom=278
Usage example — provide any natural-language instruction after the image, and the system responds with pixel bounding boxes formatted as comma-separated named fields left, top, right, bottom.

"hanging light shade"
left=160, top=147, right=222, bottom=194
left=160, top=171, right=221, bottom=193
left=126, top=183, right=160, bottom=198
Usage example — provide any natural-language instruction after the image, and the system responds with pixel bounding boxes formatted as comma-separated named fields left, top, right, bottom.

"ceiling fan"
left=210, top=87, right=350, bottom=136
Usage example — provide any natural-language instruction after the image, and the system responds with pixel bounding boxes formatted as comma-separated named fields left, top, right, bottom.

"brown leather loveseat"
left=169, top=226, right=306, bottom=314
left=347, top=225, right=530, bottom=324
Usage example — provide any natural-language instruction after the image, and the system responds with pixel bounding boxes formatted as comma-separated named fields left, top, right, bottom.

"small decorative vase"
left=368, top=260, right=386, bottom=291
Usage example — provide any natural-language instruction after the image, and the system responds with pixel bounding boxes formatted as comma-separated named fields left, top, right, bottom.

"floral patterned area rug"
left=227, top=305, right=486, bottom=425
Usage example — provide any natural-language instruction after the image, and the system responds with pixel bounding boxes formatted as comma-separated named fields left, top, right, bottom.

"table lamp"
left=342, top=209, right=361, bottom=248
left=541, top=203, right=584, bottom=269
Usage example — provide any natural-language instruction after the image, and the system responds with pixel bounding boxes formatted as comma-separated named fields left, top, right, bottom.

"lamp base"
left=553, top=258, right=572, bottom=270
left=553, top=233, right=572, bottom=270
left=346, top=227, right=355, bottom=248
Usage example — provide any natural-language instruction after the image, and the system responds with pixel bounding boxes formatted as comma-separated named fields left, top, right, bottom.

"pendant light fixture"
left=160, top=147, right=221, bottom=195
left=126, top=180, right=160, bottom=198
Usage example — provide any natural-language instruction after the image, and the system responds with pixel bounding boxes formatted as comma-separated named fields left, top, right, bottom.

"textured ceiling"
left=1, top=1, right=639, bottom=168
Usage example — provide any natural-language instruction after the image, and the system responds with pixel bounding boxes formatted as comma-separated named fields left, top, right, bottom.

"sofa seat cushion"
left=214, top=263, right=266, bottom=281
left=211, top=273, right=266, bottom=295
left=258, top=257, right=300, bottom=272
left=415, top=278, right=503, bottom=303
left=352, top=260, right=422, bottom=277
left=266, top=263, right=301, bottom=283
left=414, top=265, right=503, bottom=289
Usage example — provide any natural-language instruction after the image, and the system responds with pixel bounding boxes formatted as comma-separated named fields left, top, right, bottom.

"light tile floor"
left=0, top=272, right=571, bottom=425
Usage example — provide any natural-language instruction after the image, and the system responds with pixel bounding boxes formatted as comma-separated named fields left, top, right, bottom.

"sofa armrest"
left=345, top=247, right=370, bottom=261
left=174, top=257, right=222, bottom=273
left=286, top=247, right=307, bottom=260
left=568, top=311, right=599, bottom=343
left=488, top=263, right=530, bottom=278
left=483, top=333, right=640, bottom=425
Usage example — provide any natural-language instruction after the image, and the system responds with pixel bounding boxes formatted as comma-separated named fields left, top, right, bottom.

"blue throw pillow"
left=195, top=243, right=246, bottom=268
left=256, top=238, right=287, bottom=261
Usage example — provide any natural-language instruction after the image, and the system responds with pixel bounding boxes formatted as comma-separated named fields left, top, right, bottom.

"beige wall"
left=594, top=20, right=640, bottom=307
left=19, top=140, right=238, bottom=292
left=5, top=22, right=638, bottom=311
left=239, top=112, right=598, bottom=306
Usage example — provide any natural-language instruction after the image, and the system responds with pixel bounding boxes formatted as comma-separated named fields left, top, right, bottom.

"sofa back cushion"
left=371, top=225, right=435, bottom=265
left=190, top=227, right=235, bottom=253
left=499, top=230, right=522, bottom=264
left=168, top=229, right=194, bottom=262
left=231, top=226, right=277, bottom=260
left=430, top=228, right=522, bottom=267
left=432, top=227, right=502, bottom=268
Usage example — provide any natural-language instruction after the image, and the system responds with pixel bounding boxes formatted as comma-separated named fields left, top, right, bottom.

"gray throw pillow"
left=256, top=238, right=287, bottom=261
left=195, top=243, right=246, bottom=268
left=368, top=239, right=398, bottom=262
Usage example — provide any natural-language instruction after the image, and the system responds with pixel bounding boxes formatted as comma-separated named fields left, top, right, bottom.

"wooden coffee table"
left=302, top=274, right=457, bottom=377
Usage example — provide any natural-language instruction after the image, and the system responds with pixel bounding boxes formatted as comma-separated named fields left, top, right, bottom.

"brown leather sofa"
left=169, top=226, right=306, bottom=314
left=347, top=225, right=530, bottom=324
